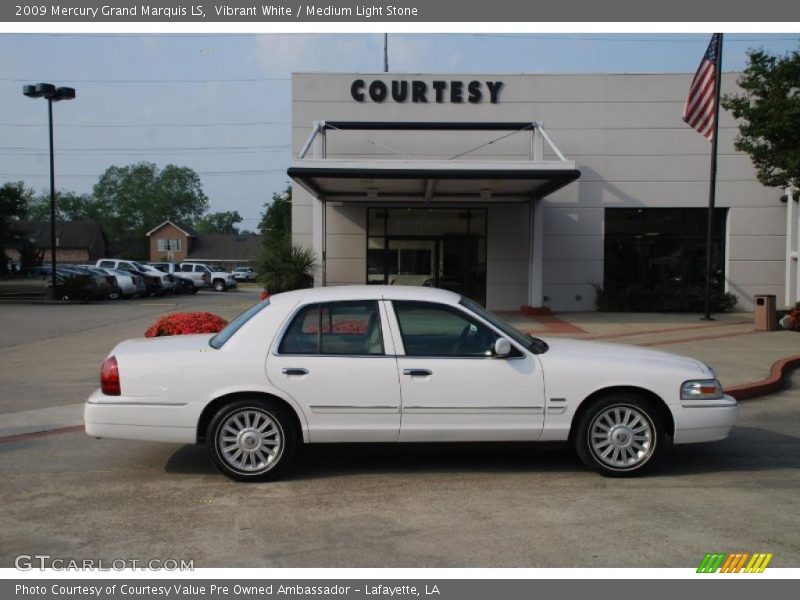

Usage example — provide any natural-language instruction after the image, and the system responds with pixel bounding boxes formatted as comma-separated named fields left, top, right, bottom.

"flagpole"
left=702, top=33, right=724, bottom=321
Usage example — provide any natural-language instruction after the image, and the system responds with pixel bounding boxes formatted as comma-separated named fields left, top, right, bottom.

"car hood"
left=538, top=337, right=711, bottom=376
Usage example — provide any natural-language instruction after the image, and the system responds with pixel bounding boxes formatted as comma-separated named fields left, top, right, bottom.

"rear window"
left=209, top=300, right=270, bottom=349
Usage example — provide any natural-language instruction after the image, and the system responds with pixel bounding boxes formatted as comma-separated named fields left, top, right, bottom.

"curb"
left=725, top=355, right=800, bottom=401
left=0, top=424, right=84, bottom=444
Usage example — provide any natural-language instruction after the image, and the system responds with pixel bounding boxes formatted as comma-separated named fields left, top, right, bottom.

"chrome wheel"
left=588, top=405, right=654, bottom=470
left=217, top=409, right=283, bottom=473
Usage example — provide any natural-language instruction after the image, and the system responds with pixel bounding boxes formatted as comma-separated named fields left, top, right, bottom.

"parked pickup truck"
left=178, top=262, right=237, bottom=292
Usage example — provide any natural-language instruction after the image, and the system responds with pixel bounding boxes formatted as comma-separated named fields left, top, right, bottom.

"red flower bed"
left=302, top=319, right=368, bottom=335
left=790, top=306, right=800, bottom=331
left=145, top=312, right=229, bottom=338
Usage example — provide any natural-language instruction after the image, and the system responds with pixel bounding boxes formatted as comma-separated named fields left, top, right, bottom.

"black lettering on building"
left=351, top=79, right=365, bottom=102
left=391, top=80, right=408, bottom=102
left=486, top=81, right=504, bottom=103
left=467, top=81, right=482, bottom=103
left=432, top=80, right=447, bottom=103
left=450, top=81, right=464, bottom=103
left=412, top=81, right=428, bottom=103
left=369, top=80, right=388, bottom=102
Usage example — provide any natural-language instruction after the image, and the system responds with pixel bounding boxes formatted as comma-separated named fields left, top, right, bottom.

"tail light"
left=100, top=356, right=121, bottom=396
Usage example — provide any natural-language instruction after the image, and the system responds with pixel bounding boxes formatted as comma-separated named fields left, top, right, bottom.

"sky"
left=1, top=32, right=799, bottom=230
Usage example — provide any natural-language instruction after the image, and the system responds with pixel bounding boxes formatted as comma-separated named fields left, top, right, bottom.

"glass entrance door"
left=367, top=208, right=487, bottom=305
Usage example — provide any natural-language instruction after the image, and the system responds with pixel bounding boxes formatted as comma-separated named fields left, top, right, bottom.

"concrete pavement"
left=1, top=372, right=798, bottom=567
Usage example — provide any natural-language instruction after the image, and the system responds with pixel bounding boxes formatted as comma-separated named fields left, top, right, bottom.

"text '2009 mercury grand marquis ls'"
left=85, top=286, right=738, bottom=481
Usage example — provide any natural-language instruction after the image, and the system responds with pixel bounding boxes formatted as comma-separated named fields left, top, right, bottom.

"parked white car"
left=232, top=267, right=257, bottom=282
left=179, top=262, right=237, bottom=292
left=85, top=286, right=738, bottom=481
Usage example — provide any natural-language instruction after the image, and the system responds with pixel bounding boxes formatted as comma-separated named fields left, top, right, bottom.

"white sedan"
left=85, top=286, right=738, bottom=480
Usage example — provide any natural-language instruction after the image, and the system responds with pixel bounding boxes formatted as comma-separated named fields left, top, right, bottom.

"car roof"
left=268, top=285, right=462, bottom=306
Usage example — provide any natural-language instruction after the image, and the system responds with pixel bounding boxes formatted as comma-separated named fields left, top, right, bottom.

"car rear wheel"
left=574, top=394, right=665, bottom=477
left=107, top=286, right=122, bottom=300
left=207, top=399, right=296, bottom=482
left=213, top=279, right=226, bottom=292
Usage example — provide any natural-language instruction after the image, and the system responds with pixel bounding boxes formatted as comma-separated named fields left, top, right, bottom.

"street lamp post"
left=22, top=83, right=75, bottom=295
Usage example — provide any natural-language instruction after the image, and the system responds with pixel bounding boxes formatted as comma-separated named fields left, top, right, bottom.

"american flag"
left=683, top=34, right=722, bottom=142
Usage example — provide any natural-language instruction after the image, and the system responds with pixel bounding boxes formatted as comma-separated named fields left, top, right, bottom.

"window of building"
left=157, top=238, right=182, bottom=252
left=278, top=301, right=384, bottom=355
left=366, top=208, right=487, bottom=305
left=603, top=208, right=727, bottom=312
left=393, top=301, right=500, bottom=357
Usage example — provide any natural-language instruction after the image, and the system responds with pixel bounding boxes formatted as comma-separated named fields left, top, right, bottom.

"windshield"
left=209, top=300, right=270, bottom=349
left=131, top=261, right=149, bottom=271
left=459, top=297, right=548, bottom=353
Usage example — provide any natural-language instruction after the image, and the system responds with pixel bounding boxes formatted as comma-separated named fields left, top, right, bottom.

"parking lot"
left=1, top=292, right=799, bottom=567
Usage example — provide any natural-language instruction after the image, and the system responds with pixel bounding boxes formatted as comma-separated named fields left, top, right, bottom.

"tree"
left=26, top=190, right=98, bottom=221
left=722, top=45, right=800, bottom=190
left=0, top=182, right=34, bottom=276
left=195, top=210, right=243, bottom=234
left=259, top=186, right=292, bottom=249
left=257, top=185, right=316, bottom=292
left=92, top=162, right=209, bottom=257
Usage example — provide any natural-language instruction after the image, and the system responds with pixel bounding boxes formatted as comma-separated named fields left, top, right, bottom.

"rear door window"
left=278, top=301, right=384, bottom=356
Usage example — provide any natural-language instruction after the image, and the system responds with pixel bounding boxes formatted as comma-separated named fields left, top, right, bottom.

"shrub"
left=258, top=243, right=316, bottom=294
left=145, top=312, right=228, bottom=338
left=591, top=281, right=738, bottom=313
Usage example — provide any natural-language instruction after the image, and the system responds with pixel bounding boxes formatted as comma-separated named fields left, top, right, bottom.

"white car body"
left=232, top=267, right=257, bottom=282
left=85, top=286, right=737, bottom=476
left=178, top=262, right=237, bottom=291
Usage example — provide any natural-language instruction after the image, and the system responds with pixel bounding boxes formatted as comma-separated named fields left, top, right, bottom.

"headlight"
left=681, top=379, right=723, bottom=400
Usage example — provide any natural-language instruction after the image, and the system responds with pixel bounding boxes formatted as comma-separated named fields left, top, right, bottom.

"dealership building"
left=288, top=72, right=797, bottom=312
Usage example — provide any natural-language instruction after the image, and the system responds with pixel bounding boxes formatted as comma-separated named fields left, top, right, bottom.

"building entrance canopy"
left=288, top=122, right=580, bottom=202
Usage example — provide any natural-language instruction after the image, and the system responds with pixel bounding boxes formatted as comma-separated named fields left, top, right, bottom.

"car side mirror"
left=493, top=337, right=512, bottom=357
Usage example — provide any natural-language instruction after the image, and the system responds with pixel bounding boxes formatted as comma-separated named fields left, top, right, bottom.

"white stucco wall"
left=291, top=72, right=786, bottom=311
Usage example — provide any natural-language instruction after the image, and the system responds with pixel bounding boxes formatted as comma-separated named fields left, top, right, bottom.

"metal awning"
left=288, top=121, right=580, bottom=202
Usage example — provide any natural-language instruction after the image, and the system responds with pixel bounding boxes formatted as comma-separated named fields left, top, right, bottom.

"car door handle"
left=282, top=368, right=309, bottom=376
left=403, top=369, right=432, bottom=377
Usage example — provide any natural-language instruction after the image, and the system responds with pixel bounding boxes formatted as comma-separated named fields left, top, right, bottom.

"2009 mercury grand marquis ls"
left=85, top=286, right=738, bottom=480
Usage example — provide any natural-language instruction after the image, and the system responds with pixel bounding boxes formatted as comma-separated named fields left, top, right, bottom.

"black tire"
left=207, top=399, right=297, bottom=482
left=107, top=287, right=122, bottom=300
left=574, top=393, right=667, bottom=477
left=191, top=288, right=199, bottom=294
left=213, top=279, right=227, bottom=292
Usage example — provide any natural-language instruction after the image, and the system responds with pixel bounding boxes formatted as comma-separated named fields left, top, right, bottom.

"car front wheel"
left=207, top=400, right=296, bottom=482
left=575, top=394, right=665, bottom=477
left=213, top=279, right=226, bottom=292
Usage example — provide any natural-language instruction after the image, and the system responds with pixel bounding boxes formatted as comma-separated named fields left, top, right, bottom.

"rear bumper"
left=672, top=394, right=739, bottom=444
left=84, top=388, right=197, bottom=444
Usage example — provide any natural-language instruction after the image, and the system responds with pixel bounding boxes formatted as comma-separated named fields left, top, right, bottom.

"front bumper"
left=672, top=393, right=739, bottom=444
left=84, top=388, right=198, bottom=444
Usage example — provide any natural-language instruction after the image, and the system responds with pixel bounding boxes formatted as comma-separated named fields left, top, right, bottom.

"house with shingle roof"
left=146, top=220, right=261, bottom=266
left=4, top=220, right=107, bottom=266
